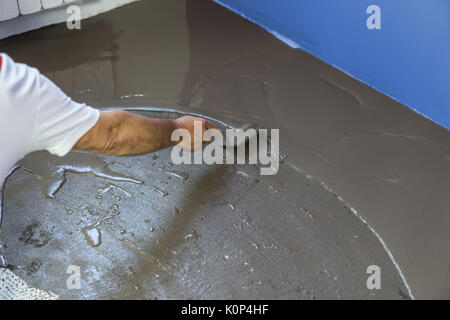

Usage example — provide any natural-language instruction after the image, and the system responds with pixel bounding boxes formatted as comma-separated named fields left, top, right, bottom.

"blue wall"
left=215, top=0, right=450, bottom=129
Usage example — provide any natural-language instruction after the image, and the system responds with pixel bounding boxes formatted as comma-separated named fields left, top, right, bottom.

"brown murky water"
left=0, top=0, right=449, bottom=299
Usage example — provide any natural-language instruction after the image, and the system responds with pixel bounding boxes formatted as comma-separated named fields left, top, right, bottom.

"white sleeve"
left=29, top=72, right=100, bottom=156
left=0, top=53, right=99, bottom=165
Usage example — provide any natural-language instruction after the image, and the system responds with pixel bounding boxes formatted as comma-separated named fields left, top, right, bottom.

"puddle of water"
left=19, top=151, right=143, bottom=199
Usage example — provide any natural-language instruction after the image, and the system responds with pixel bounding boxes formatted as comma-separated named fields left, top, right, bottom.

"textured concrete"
left=0, top=0, right=449, bottom=299
left=1, top=118, right=408, bottom=299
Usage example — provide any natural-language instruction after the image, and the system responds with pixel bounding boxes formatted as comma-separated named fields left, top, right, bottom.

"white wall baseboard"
left=0, top=0, right=139, bottom=40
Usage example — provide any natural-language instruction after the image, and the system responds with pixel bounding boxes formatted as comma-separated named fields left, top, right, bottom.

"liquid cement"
left=0, top=0, right=448, bottom=299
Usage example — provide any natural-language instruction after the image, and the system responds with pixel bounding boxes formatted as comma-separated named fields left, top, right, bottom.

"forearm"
left=110, top=111, right=178, bottom=156
left=75, top=110, right=178, bottom=156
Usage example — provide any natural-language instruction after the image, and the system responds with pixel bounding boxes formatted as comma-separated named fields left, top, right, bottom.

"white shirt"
left=0, top=53, right=100, bottom=187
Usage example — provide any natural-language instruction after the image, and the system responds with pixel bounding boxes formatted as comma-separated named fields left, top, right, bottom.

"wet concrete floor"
left=0, top=0, right=449, bottom=299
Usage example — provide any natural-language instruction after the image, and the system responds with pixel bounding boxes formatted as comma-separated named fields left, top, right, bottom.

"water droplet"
left=166, top=170, right=189, bottom=181
left=302, top=208, right=315, bottom=219
left=98, top=183, right=133, bottom=198
left=0, top=254, right=7, bottom=268
left=147, top=185, right=168, bottom=197
left=83, top=204, right=97, bottom=216
left=81, top=225, right=102, bottom=247
left=185, top=230, right=199, bottom=241
left=236, top=167, right=286, bottom=192
left=127, top=266, right=136, bottom=276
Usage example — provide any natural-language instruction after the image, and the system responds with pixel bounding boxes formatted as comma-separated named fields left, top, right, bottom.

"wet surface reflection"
left=0, top=0, right=449, bottom=298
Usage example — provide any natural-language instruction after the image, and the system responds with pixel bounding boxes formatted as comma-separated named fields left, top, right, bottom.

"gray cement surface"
left=0, top=0, right=449, bottom=299
left=2, top=127, right=408, bottom=299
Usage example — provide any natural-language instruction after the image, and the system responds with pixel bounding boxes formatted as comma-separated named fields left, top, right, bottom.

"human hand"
left=173, top=116, right=218, bottom=151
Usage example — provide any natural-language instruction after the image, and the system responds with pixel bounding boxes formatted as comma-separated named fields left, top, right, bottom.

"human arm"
left=73, top=110, right=216, bottom=156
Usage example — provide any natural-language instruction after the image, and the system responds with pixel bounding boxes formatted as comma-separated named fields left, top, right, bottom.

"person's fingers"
left=201, top=121, right=216, bottom=144
left=174, top=117, right=218, bottom=150
left=205, top=120, right=217, bottom=130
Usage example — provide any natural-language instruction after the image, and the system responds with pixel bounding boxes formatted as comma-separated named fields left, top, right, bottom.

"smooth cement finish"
left=0, top=0, right=449, bottom=299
